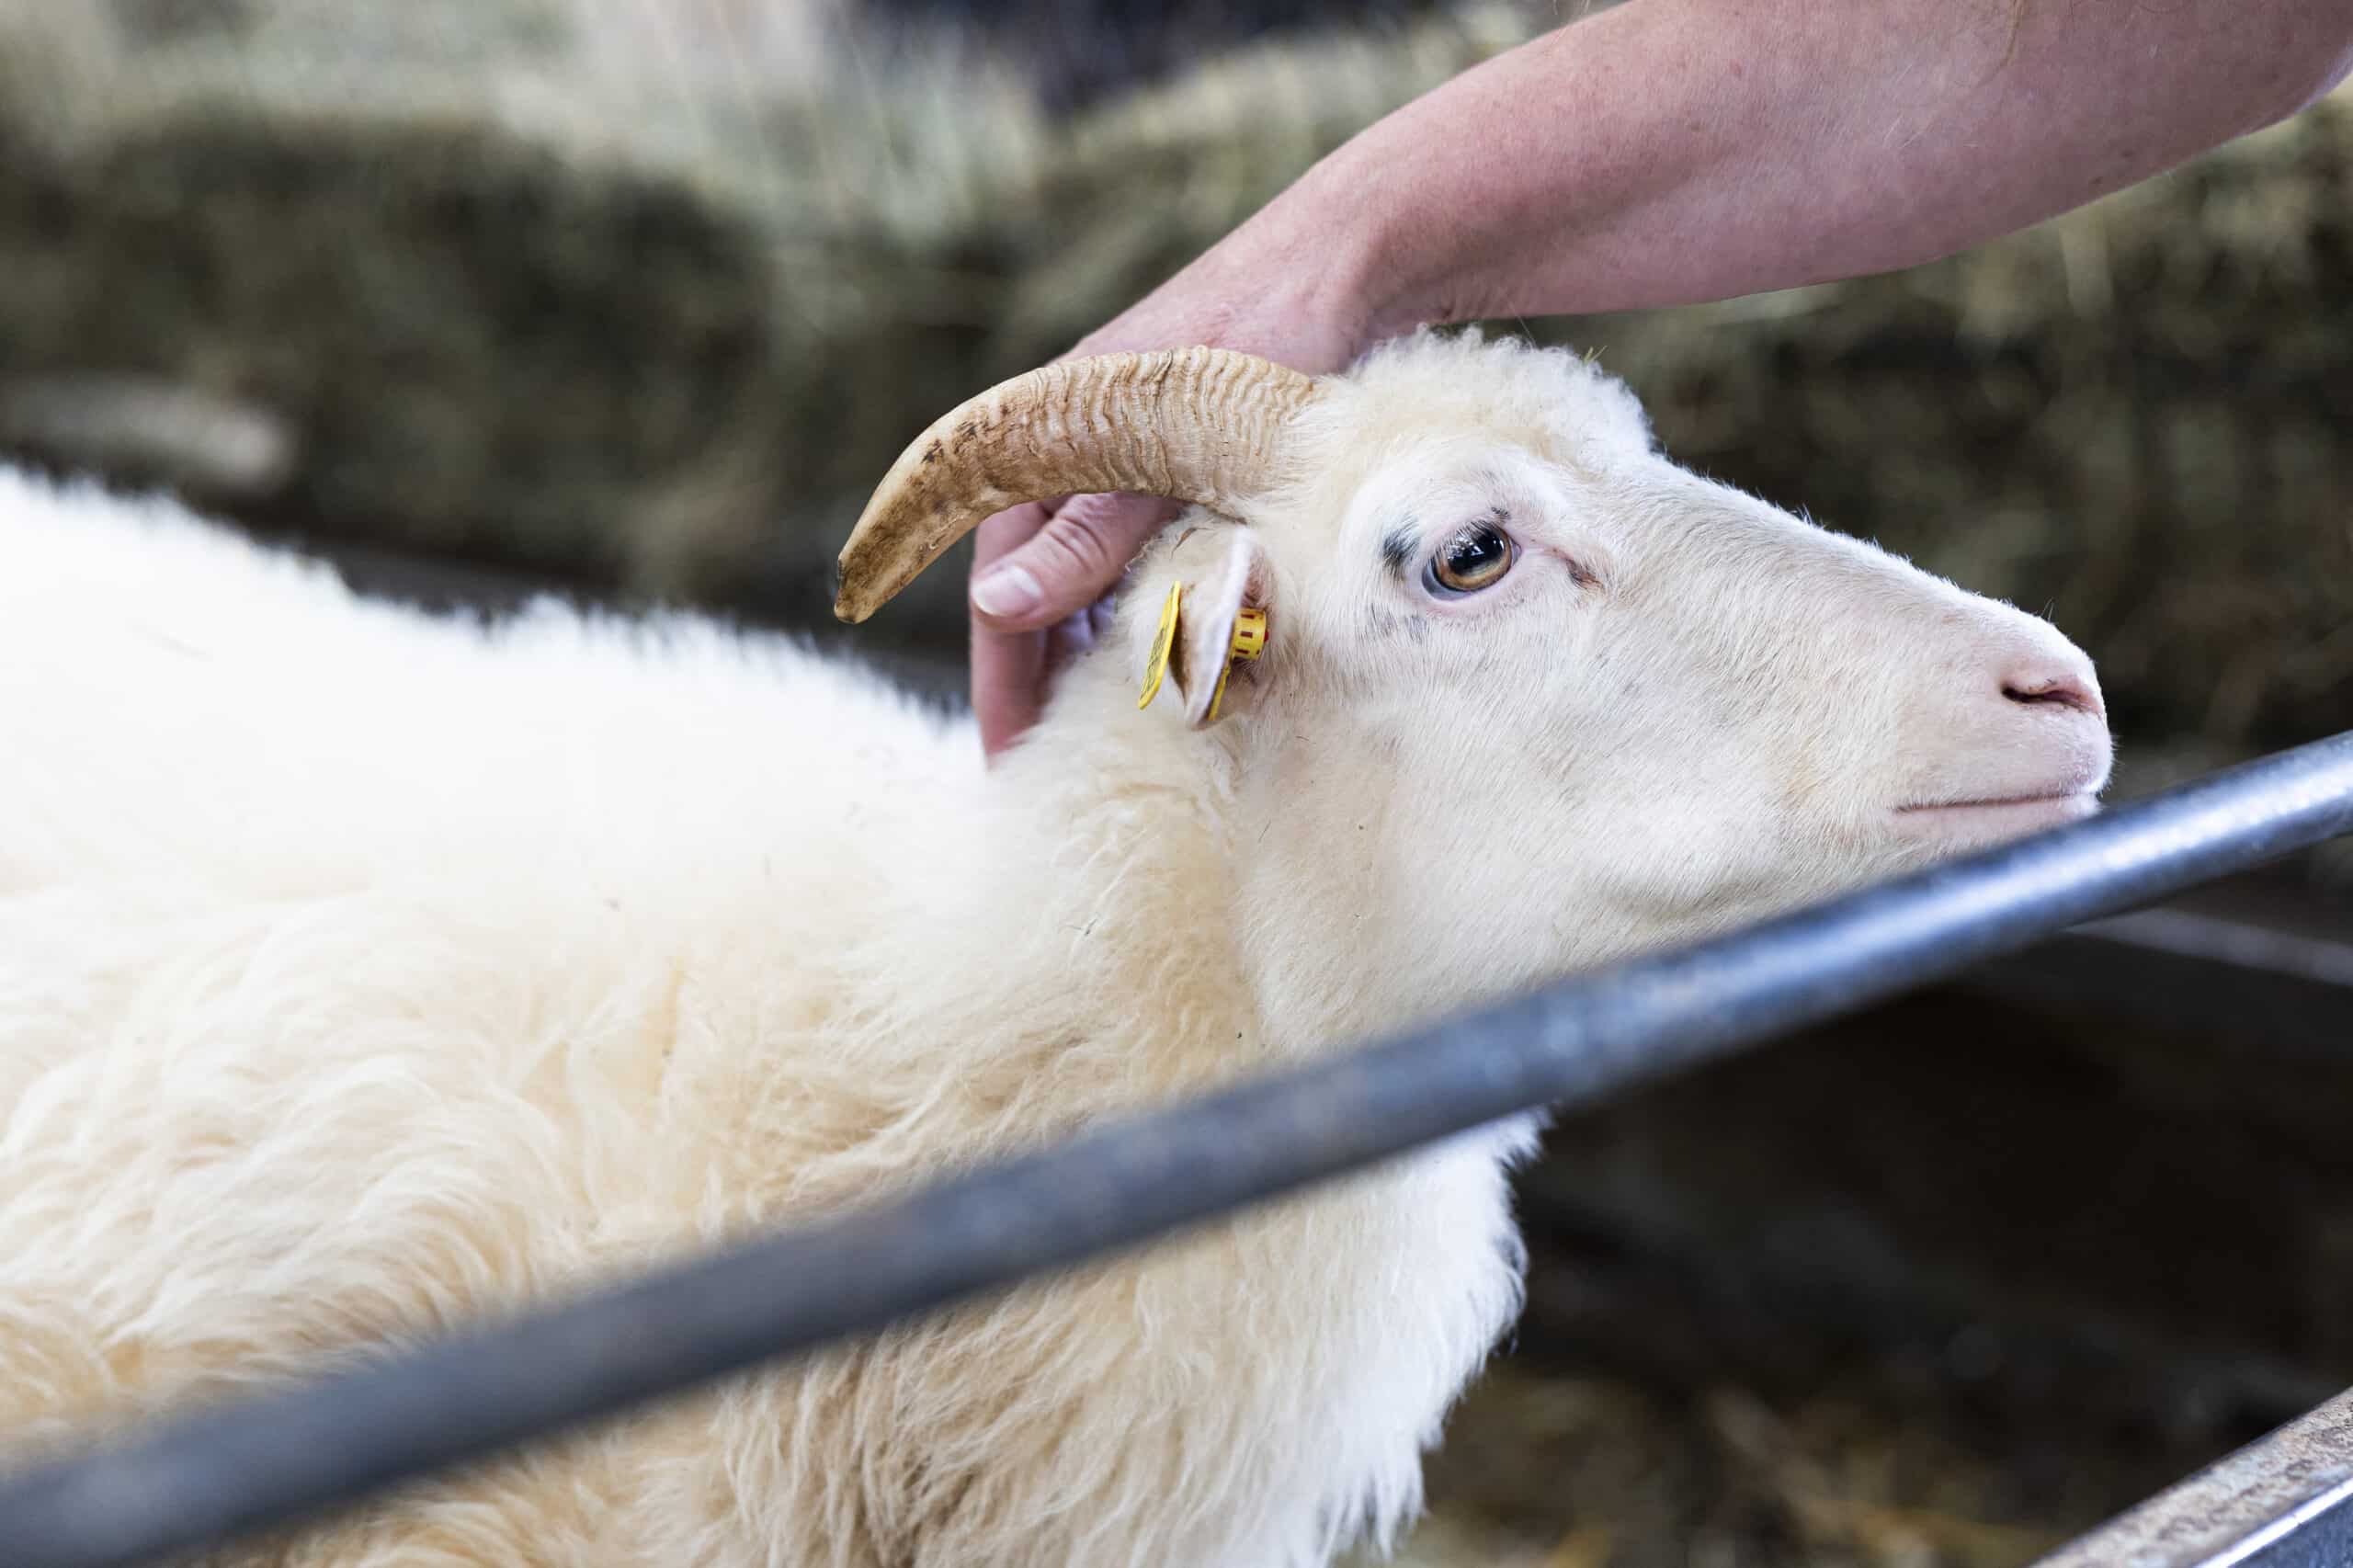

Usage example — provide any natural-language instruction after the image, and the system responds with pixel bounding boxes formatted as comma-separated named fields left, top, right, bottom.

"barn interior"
left=2, top=2, right=2349, bottom=1562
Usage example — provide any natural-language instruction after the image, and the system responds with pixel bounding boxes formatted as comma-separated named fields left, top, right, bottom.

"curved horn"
left=834, top=347, right=1321, bottom=623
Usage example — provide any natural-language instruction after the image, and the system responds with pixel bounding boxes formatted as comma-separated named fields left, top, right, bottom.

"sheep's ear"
left=1137, top=530, right=1272, bottom=729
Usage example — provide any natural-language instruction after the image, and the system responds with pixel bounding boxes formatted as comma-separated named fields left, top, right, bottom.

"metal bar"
left=5, top=731, right=2353, bottom=1568
left=2034, top=1385, right=2353, bottom=1568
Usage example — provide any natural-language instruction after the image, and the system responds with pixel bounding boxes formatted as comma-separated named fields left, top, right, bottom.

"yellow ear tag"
left=1228, top=608, right=1267, bottom=661
left=1137, top=581, right=1183, bottom=710
left=1206, top=607, right=1268, bottom=722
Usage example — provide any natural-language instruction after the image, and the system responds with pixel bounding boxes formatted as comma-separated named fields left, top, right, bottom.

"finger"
left=969, top=493, right=1183, bottom=632
left=978, top=598, right=1108, bottom=760
left=972, top=496, right=1063, bottom=574
left=972, top=608, right=1048, bottom=763
left=969, top=501, right=1057, bottom=761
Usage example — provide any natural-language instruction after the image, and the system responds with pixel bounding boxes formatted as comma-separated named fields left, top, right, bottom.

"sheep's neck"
left=974, top=671, right=1467, bottom=1080
left=958, top=679, right=1279, bottom=1101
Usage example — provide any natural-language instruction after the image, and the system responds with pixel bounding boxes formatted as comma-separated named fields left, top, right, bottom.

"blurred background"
left=2, top=1, right=2348, bottom=1562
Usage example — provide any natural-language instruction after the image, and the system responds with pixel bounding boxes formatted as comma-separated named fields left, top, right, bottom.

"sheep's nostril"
left=2003, top=675, right=2102, bottom=718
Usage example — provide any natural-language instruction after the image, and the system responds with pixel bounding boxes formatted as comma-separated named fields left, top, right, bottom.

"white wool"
left=0, top=332, right=2109, bottom=1567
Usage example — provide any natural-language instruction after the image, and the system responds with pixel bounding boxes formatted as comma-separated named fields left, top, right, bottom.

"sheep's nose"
left=1998, top=651, right=2105, bottom=721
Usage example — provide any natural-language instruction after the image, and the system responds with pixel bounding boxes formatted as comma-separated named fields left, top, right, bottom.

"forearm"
left=1274, top=0, right=2353, bottom=333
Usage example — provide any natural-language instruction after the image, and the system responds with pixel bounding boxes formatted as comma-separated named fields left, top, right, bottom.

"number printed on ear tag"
left=1137, top=581, right=1183, bottom=710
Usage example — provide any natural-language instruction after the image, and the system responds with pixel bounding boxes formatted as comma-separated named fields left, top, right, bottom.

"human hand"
left=966, top=225, right=1377, bottom=758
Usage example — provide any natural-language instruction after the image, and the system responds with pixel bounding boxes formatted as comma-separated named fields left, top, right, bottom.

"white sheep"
left=0, top=330, right=2109, bottom=1568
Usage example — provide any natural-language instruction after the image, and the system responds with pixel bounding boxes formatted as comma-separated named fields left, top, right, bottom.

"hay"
left=1356, top=1368, right=2103, bottom=1568
left=0, top=0, right=1527, bottom=640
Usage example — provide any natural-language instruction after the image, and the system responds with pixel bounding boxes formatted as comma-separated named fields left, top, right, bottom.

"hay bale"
left=0, top=0, right=1028, bottom=633
left=0, top=106, right=782, bottom=576
left=0, top=0, right=1530, bottom=644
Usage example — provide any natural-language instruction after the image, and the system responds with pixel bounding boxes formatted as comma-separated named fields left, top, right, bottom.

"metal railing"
left=6, top=731, right=2353, bottom=1568
left=2030, top=1384, right=2353, bottom=1568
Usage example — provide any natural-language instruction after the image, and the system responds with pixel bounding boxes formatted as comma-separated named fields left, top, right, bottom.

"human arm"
left=970, top=0, right=2353, bottom=756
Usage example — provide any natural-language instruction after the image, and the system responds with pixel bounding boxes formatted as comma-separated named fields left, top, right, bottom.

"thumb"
left=969, top=492, right=1185, bottom=631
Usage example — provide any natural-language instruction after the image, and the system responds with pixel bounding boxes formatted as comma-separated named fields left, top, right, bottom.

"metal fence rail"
left=5, top=732, right=2353, bottom=1568
left=2033, top=1384, right=2353, bottom=1568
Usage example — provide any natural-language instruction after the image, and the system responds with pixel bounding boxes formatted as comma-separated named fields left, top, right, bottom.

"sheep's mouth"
left=1893, top=790, right=2101, bottom=830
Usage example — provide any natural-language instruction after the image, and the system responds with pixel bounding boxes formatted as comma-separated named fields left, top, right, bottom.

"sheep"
left=0, top=329, right=2111, bottom=1568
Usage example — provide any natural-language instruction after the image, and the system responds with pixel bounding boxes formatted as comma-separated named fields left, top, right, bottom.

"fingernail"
left=972, top=562, right=1043, bottom=619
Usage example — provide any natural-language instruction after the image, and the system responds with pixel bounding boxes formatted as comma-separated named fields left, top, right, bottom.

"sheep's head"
left=839, top=332, right=2111, bottom=1034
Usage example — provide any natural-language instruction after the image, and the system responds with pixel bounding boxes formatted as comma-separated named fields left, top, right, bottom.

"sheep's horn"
left=834, top=347, right=1321, bottom=623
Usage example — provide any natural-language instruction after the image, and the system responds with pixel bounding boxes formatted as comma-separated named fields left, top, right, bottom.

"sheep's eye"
left=1427, top=522, right=1516, bottom=595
